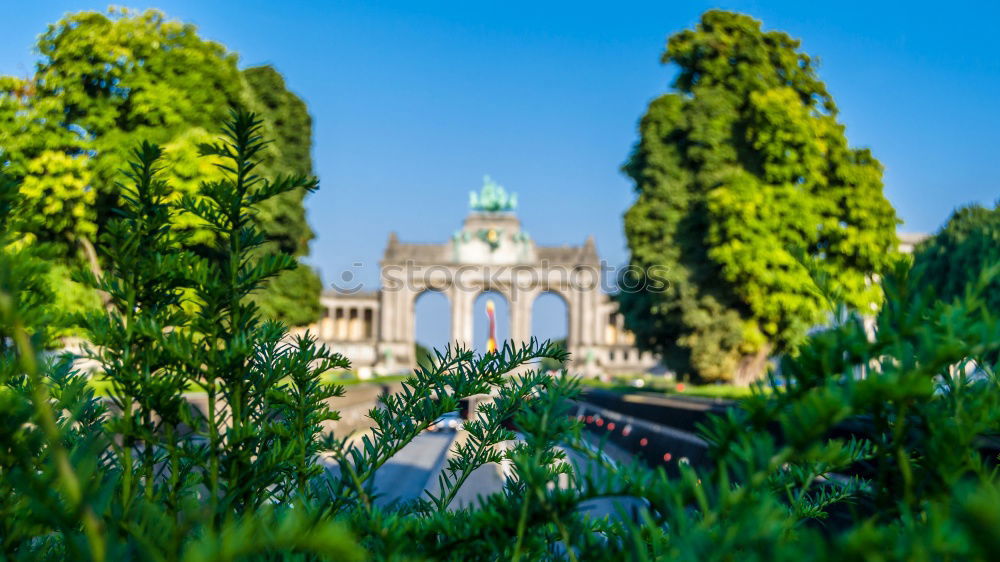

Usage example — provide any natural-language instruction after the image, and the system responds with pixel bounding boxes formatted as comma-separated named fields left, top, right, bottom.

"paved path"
left=337, top=427, right=643, bottom=522
left=427, top=431, right=507, bottom=509
left=371, top=431, right=456, bottom=507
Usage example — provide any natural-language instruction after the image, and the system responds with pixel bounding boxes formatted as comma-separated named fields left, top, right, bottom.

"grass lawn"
left=86, top=377, right=203, bottom=397
left=88, top=370, right=762, bottom=401
left=321, top=371, right=411, bottom=387
left=87, top=372, right=414, bottom=397
left=577, top=376, right=767, bottom=401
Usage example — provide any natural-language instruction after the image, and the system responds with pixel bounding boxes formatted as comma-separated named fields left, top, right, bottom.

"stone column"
left=615, top=312, right=625, bottom=345
left=375, top=284, right=405, bottom=374
left=567, top=290, right=581, bottom=347
left=509, top=290, right=534, bottom=346
left=335, top=307, right=347, bottom=340
left=379, top=290, right=397, bottom=342
left=401, top=288, right=417, bottom=349
left=364, top=307, right=374, bottom=340
left=448, top=284, right=474, bottom=349
left=321, top=316, right=334, bottom=341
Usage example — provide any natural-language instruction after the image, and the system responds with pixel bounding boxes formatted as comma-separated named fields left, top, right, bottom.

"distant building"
left=302, top=179, right=656, bottom=378
left=898, top=232, right=931, bottom=254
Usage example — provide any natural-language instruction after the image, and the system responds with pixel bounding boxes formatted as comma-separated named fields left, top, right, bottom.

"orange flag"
left=486, top=299, right=497, bottom=354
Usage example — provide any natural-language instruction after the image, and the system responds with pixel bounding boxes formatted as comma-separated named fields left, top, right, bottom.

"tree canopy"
left=243, top=65, right=323, bottom=325
left=618, top=10, right=899, bottom=383
left=911, top=202, right=999, bottom=317
left=0, top=7, right=321, bottom=326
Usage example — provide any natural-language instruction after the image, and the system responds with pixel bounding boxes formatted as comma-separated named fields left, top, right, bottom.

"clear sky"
left=3, top=1, right=999, bottom=348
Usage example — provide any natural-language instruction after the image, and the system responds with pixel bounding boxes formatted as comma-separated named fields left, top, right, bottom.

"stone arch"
left=357, top=204, right=656, bottom=377
left=387, top=263, right=454, bottom=355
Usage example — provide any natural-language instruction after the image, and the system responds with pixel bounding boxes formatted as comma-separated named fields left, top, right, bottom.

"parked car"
left=428, top=412, right=463, bottom=432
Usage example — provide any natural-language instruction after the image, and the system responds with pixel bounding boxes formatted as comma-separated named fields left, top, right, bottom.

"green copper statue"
left=470, top=175, right=517, bottom=212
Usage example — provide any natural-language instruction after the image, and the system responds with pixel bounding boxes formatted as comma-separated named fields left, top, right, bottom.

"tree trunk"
left=77, top=236, right=113, bottom=310
left=733, top=345, right=772, bottom=386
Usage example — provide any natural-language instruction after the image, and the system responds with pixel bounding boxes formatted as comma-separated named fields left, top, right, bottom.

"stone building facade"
left=304, top=183, right=657, bottom=378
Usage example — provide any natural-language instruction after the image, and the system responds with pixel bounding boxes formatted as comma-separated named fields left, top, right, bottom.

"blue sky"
left=3, top=1, right=999, bottom=348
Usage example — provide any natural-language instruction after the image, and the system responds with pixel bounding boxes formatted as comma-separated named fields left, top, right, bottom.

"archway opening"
left=532, top=291, right=570, bottom=372
left=473, top=290, right=510, bottom=353
left=414, top=289, right=450, bottom=367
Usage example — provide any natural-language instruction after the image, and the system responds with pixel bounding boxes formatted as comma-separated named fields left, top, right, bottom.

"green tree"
left=415, top=341, right=433, bottom=368
left=243, top=65, right=323, bottom=325
left=910, top=202, right=1000, bottom=365
left=911, top=202, right=999, bottom=311
left=540, top=338, right=568, bottom=372
left=619, top=10, right=899, bottom=384
left=0, top=8, right=321, bottom=325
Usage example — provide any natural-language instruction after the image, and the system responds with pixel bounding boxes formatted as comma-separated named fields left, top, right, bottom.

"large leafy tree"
left=619, top=10, right=899, bottom=384
left=0, top=8, right=321, bottom=325
left=911, top=203, right=999, bottom=314
left=243, top=65, right=323, bottom=325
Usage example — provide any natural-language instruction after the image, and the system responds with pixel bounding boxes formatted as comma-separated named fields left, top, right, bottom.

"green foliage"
left=540, top=338, right=568, bottom=372
left=415, top=341, right=433, bottom=369
left=2, top=105, right=999, bottom=560
left=243, top=64, right=323, bottom=326
left=0, top=111, right=353, bottom=558
left=16, top=151, right=97, bottom=247
left=736, top=258, right=1000, bottom=557
left=243, top=66, right=314, bottom=179
left=619, top=10, right=899, bottom=383
left=0, top=112, right=576, bottom=559
left=912, top=202, right=1000, bottom=315
left=4, top=8, right=243, bottom=226
left=0, top=162, right=108, bottom=558
left=0, top=8, right=321, bottom=326
left=578, top=376, right=760, bottom=400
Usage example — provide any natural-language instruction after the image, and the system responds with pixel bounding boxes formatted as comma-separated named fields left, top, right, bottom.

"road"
left=357, top=429, right=509, bottom=509
left=370, top=430, right=456, bottom=507
left=358, top=427, right=641, bottom=521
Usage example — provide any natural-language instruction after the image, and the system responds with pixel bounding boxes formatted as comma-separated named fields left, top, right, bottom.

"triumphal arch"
left=307, top=178, right=657, bottom=378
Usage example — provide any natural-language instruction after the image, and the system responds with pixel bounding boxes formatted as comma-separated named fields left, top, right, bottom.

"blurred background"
left=2, top=0, right=998, bottom=358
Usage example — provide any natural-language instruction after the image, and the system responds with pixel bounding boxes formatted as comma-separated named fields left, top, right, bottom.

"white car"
left=429, top=412, right=463, bottom=432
